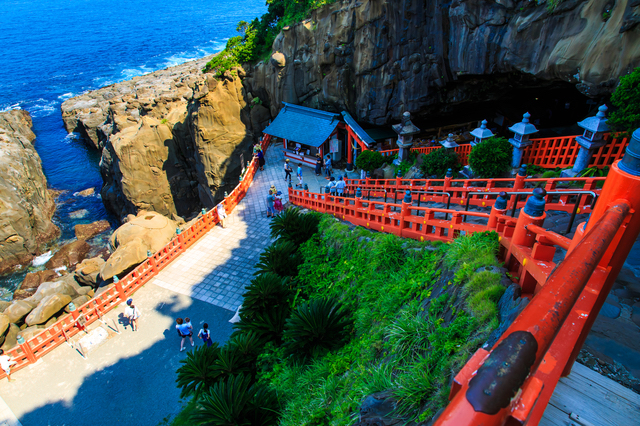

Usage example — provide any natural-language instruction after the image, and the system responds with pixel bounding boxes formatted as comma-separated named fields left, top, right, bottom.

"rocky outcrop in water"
left=0, top=110, right=59, bottom=275
left=244, top=0, right=640, bottom=124
left=62, top=58, right=269, bottom=221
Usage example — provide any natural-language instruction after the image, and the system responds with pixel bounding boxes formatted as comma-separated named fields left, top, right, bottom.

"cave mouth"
left=412, top=72, right=605, bottom=139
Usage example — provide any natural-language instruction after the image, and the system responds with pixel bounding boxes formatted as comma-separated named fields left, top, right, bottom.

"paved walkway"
left=0, top=144, right=299, bottom=426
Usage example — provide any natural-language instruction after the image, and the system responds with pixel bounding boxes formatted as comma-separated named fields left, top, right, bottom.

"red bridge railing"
left=0, top=134, right=273, bottom=378
left=290, top=137, right=640, bottom=425
left=375, top=133, right=628, bottom=169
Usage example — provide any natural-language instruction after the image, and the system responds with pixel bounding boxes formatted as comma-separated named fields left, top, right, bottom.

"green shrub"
left=468, top=137, right=513, bottom=178
left=234, top=308, right=290, bottom=345
left=608, top=67, right=640, bottom=136
left=283, top=298, right=354, bottom=359
left=240, top=272, right=292, bottom=321
left=270, top=208, right=321, bottom=246
left=254, top=240, right=303, bottom=277
left=191, top=374, right=279, bottom=426
left=176, top=343, right=222, bottom=399
left=356, top=150, right=385, bottom=172
left=420, top=148, right=460, bottom=178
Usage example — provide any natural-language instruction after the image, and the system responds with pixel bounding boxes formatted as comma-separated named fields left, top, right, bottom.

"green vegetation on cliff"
left=170, top=209, right=507, bottom=425
left=203, top=0, right=337, bottom=76
left=608, top=67, right=640, bottom=136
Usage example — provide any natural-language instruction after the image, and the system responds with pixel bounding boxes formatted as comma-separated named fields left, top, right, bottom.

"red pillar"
left=347, top=129, right=354, bottom=171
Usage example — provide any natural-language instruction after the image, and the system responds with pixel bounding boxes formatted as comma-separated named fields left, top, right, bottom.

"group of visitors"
left=326, top=176, right=347, bottom=197
left=176, top=317, right=213, bottom=351
left=314, top=153, right=333, bottom=178
left=267, top=183, right=284, bottom=218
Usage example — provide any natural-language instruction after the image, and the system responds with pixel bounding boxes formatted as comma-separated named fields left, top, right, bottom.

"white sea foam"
left=28, top=98, right=58, bottom=117
left=58, top=92, right=74, bottom=101
left=32, top=251, right=53, bottom=266
left=0, top=103, right=22, bottom=113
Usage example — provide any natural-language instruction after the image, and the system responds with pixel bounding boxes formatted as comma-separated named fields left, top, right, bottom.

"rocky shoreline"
left=0, top=110, right=59, bottom=275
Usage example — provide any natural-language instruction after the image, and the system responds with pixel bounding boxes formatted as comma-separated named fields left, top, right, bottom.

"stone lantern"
left=440, top=133, right=459, bottom=149
left=470, top=120, right=494, bottom=146
left=392, top=111, right=420, bottom=162
left=563, top=105, right=609, bottom=177
left=509, top=112, right=538, bottom=170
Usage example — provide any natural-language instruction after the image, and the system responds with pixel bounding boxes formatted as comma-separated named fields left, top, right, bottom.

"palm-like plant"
left=270, top=207, right=320, bottom=246
left=228, top=331, right=264, bottom=362
left=176, top=343, right=222, bottom=399
left=234, top=307, right=290, bottom=345
left=283, top=298, right=354, bottom=359
left=254, top=240, right=303, bottom=277
left=190, top=374, right=279, bottom=426
left=240, top=272, right=292, bottom=320
left=211, top=345, right=253, bottom=381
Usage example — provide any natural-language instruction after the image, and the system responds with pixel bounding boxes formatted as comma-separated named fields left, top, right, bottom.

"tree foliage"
left=420, top=148, right=460, bottom=178
left=356, top=150, right=385, bottom=172
left=608, top=67, right=640, bottom=136
left=468, top=136, right=513, bottom=178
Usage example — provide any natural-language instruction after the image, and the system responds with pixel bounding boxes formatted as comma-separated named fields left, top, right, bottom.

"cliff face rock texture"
left=0, top=110, right=59, bottom=275
left=244, top=0, right=640, bottom=124
left=62, top=58, right=267, bottom=220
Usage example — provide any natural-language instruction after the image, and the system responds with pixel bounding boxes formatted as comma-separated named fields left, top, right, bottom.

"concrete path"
left=0, top=144, right=296, bottom=426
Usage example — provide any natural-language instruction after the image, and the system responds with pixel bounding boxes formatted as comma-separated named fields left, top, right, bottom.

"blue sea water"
left=0, top=0, right=267, bottom=297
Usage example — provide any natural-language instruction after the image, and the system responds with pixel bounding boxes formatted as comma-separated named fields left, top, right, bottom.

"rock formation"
left=0, top=110, right=59, bottom=275
left=62, top=0, right=640, bottom=220
left=244, top=0, right=640, bottom=124
left=62, top=58, right=267, bottom=221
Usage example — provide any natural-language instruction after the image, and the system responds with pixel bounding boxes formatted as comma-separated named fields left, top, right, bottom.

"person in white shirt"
left=124, top=298, right=141, bottom=331
left=336, top=176, right=346, bottom=196
left=0, top=349, right=16, bottom=382
left=217, top=203, right=227, bottom=228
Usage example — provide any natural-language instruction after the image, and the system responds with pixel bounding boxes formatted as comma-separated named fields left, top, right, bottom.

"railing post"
left=147, top=251, right=157, bottom=274
left=17, top=335, right=36, bottom=364
left=509, top=164, right=527, bottom=210
left=488, top=192, right=508, bottom=229
left=512, top=188, right=546, bottom=248
left=176, top=227, right=184, bottom=252
left=113, top=275, right=127, bottom=301
left=399, top=190, right=411, bottom=237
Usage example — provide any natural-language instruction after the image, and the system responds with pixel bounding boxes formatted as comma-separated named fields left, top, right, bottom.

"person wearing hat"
left=284, top=159, right=292, bottom=182
left=124, top=298, right=141, bottom=331
left=315, top=153, right=324, bottom=176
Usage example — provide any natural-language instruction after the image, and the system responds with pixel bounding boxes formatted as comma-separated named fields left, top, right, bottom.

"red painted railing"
left=344, top=174, right=604, bottom=214
left=0, top=134, right=273, bottom=379
left=289, top=155, right=640, bottom=425
left=375, top=134, right=628, bottom=170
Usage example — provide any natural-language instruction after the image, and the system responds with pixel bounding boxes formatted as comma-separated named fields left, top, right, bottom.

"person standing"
left=266, top=190, right=276, bottom=218
left=176, top=318, right=194, bottom=352
left=124, top=298, right=141, bottom=331
left=274, top=190, right=284, bottom=214
left=0, top=349, right=16, bottom=382
left=284, top=159, right=293, bottom=182
left=217, top=203, right=227, bottom=228
left=198, top=323, right=213, bottom=347
left=256, top=149, right=265, bottom=171
left=336, top=176, right=346, bottom=196
left=315, top=154, right=323, bottom=176
left=296, top=164, right=303, bottom=188
left=253, top=142, right=261, bottom=155
left=327, top=177, right=337, bottom=197
left=325, top=155, right=332, bottom=179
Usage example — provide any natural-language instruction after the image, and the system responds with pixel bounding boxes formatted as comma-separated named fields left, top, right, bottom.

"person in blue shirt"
left=336, top=176, right=346, bottom=196
left=296, top=164, right=303, bottom=188
left=176, top=317, right=194, bottom=352
left=267, top=190, right=276, bottom=218
left=325, top=155, right=332, bottom=178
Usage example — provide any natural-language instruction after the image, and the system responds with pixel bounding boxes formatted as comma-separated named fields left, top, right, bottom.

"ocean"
left=0, top=0, right=267, bottom=298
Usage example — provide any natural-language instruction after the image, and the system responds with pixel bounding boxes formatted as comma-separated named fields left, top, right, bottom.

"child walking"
left=124, top=298, right=141, bottom=331
left=176, top=317, right=194, bottom=351
left=0, top=349, right=16, bottom=382
left=296, top=163, right=303, bottom=188
left=198, top=323, right=213, bottom=347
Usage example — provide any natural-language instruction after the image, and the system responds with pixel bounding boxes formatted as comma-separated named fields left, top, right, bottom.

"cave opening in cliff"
left=410, top=74, right=601, bottom=140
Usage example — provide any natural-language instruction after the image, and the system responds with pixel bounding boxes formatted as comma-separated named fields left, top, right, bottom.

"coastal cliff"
left=245, top=0, right=640, bottom=124
left=62, top=0, right=640, bottom=218
left=0, top=110, right=59, bottom=275
left=63, top=58, right=270, bottom=220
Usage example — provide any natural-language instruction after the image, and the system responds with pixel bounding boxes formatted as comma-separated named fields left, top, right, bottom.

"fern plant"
left=234, top=307, right=290, bottom=345
left=270, top=208, right=321, bottom=246
left=191, top=374, right=279, bottom=426
left=240, top=272, right=292, bottom=320
left=283, top=298, right=354, bottom=359
left=254, top=240, right=303, bottom=277
left=176, top=343, right=222, bottom=399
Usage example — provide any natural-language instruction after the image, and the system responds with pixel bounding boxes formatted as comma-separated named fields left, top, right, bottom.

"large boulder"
left=0, top=300, right=12, bottom=312
left=0, top=110, right=60, bottom=274
left=100, top=238, right=148, bottom=281
left=3, top=300, right=36, bottom=323
left=26, top=294, right=72, bottom=326
left=32, top=280, right=78, bottom=303
left=74, top=220, right=111, bottom=240
left=0, top=313, right=9, bottom=336
left=45, top=239, right=91, bottom=270
left=20, top=325, right=45, bottom=341
left=1, top=323, right=20, bottom=351
left=100, top=211, right=177, bottom=280
left=74, top=256, right=106, bottom=287
left=20, top=270, right=60, bottom=291
left=65, top=295, right=91, bottom=313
